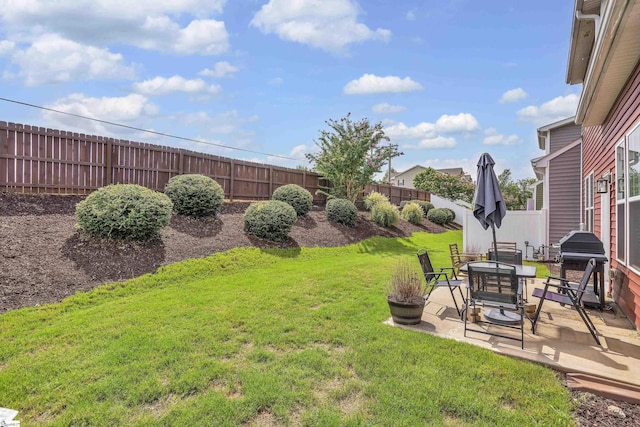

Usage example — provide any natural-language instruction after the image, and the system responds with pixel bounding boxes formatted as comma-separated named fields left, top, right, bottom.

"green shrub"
left=416, top=201, right=434, bottom=216
left=370, top=201, right=399, bottom=227
left=164, top=174, right=224, bottom=217
left=326, top=198, right=358, bottom=227
left=427, top=208, right=450, bottom=225
left=401, top=202, right=423, bottom=225
left=399, top=200, right=412, bottom=210
left=364, top=191, right=389, bottom=211
left=272, top=184, right=313, bottom=217
left=244, top=200, right=297, bottom=242
left=444, top=208, right=456, bottom=222
left=76, top=184, right=173, bottom=240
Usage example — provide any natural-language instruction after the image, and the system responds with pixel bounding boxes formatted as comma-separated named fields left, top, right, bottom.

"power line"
left=0, top=96, right=296, bottom=160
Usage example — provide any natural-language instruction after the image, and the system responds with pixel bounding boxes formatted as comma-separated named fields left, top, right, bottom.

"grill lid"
left=558, top=230, right=605, bottom=255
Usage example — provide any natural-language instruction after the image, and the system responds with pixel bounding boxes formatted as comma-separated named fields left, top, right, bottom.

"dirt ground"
left=0, top=192, right=638, bottom=426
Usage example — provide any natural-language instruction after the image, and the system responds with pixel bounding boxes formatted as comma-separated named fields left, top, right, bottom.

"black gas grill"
left=558, top=231, right=608, bottom=309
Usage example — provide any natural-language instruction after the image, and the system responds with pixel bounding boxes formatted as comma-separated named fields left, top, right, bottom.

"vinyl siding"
left=535, top=182, right=544, bottom=210
left=548, top=144, right=582, bottom=259
left=549, top=123, right=582, bottom=153
left=582, top=60, right=640, bottom=329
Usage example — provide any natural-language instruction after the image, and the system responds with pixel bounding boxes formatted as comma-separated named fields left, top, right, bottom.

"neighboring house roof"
left=391, top=165, right=467, bottom=180
left=536, top=116, right=577, bottom=150
left=391, top=165, right=425, bottom=179
left=436, top=167, right=464, bottom=176
left=567, top=0, right=640, bottom=125
left=530, top=137, right=583, bottom=180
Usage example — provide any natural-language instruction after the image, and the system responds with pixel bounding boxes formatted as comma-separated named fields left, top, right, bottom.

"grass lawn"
left=0, top=230, right=571, bottom=426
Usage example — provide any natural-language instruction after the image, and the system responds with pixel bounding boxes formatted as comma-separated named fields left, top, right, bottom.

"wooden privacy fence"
left=0, top=121, right=430, bottom=203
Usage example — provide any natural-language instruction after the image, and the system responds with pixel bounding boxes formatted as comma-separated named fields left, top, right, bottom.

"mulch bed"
left=0, top=192, right=638, bottom=425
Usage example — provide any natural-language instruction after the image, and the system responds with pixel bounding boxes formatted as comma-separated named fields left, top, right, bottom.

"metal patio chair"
left=417, top=248, right=465, bottom=317
left=531, top=258, right=601, bottom=345
left=463, top=261, right=526, bottom=349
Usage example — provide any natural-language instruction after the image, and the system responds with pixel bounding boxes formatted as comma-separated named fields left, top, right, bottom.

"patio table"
left=459, top=262, right=536, bottom=279
left=460, top=262, right=537, bottom=324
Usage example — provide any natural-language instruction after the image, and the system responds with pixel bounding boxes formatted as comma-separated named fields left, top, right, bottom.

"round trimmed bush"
left=427, top=207, right=450, bottom=225
left=76, top=184, right=173, bottom=240
left=415, top=201, right=434, bottom=217
left=401, top=202, right=423, bottom=225
left=444, top=208, right=456, bottom=222
left=370, top=201, right=399, bottom=227
left=244, top=200, right=297, bottom=242
left=164, top=174, right=224, bottom=217
left=364, top=191, right=389, bottom=211
left=272, top=184, right=313, bottom=217
left=326, top=198, right=358, bottom=227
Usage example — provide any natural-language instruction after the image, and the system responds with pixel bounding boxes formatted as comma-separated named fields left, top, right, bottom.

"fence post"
left=302, top=169, right=306, bottom=190
left=229, top=159, right=234, bottom=201
left=105, top=140, right=112, bottom=186
left=269, top=165, right=273, bottom=197
left=178, top=151, right=184, bottom=175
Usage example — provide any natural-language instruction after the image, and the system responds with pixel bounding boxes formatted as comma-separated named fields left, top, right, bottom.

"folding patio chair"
left=417, top=248, right=465, bottom=317
left=463, top=261, right=526, bottom=349
left=449, top=243, right=483, bottom=274
left=531, top=258, right=601, bottom=345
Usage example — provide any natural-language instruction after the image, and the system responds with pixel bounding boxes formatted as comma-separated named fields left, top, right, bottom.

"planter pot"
left=387, top=297, right=425, bottom=325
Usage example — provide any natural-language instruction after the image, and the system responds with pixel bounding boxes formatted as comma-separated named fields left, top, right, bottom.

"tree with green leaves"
left=306, top=114, right=402, bottom=203
left=497, top=169, right=536, bottom=210
left=380, top=167, right=398, bottom=184
left=413, top=167, right=475, bottom=203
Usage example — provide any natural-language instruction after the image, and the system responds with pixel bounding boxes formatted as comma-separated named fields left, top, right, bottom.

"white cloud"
left=403, top=136, right=456, bottom=149
left=10, top=34, right=135, bottom=86
left=172, top=19, right=229, bottom=55
left=482, top=128, right=523, bottom=145
left=250, top=0, right=391, bottom=52
left=406, top=11, right=416, bottom=21
left=42, top=93, right=158, bottom=134
left=199, top=61, right=239, bottom=78
left=385, top=121, right=437, bottom=140
left=0, top=1, right=229, bottom=55
left=435, top=113, right=480, bottom=133
left=268, top=77, right=284, bottom=86
left=289, top=144, right=309, bottom=159
left=372, top=103, right=406, bottom=114
left=499, top=87, right=528, bottom=104
left=517, top=94, right=579, bottom=125
left=344, top=74, right=423, bottom=95
left=133, top=76, right=220, bottom=96
left=0, top=40, right=15, bottom=55
left=384, top=113, right=479, bottom=150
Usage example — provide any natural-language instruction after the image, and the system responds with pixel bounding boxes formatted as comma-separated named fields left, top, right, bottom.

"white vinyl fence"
left=430, top=194, right=469, bottom=226
left=462, top=209, right=548, bottom=260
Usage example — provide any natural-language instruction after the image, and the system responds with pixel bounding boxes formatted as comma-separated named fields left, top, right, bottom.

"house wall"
left=391, top=167, right=425, bottom=188
left=582, top=60, right=640, bottom=329
left=547, top=144, right=582, bottom=259
left=549, top=123, right=582, bottom=153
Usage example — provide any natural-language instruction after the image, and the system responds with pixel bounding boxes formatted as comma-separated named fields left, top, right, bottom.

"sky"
left=0, top=0, right=581, bottom=181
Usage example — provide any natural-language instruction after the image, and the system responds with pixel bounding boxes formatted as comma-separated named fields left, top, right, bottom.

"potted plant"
left=386, top=259, right=427, bottom=325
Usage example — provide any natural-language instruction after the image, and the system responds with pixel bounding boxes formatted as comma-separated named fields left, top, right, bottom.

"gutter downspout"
left=576, top=9, right=601, bottom=39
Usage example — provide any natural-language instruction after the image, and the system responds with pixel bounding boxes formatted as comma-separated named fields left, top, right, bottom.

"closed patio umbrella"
left=473, top=153, right=514, bottom=323
left=473, top=153, right=507, bottom=258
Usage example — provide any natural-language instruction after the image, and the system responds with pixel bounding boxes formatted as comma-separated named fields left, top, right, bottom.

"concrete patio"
left=386, top=278, right=640, bottom=391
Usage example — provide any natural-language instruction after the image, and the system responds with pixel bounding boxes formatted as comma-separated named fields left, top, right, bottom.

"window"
left=617, top=123, right=640, bottom=272
left=616, top=142, right=625, bottom=263
left=397, top=179, right=404, bottom=186
left=628, top=126, right=640, bottom=272
left=585, top=172, right=594, bottom=232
